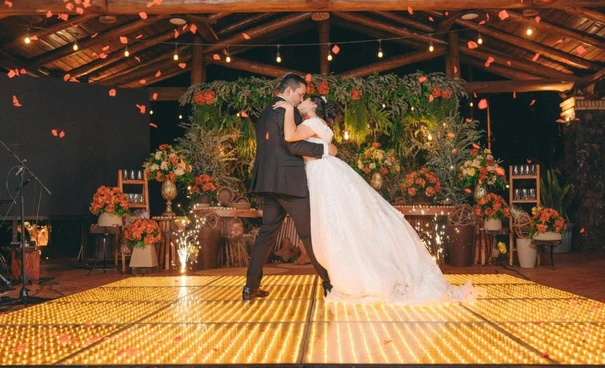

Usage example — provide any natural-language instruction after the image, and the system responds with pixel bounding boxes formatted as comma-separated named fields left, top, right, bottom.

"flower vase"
left=161, top=179, right=177, bottom=216
left=533, top=231, right=562, bottom=241
left=516, top=238, right=537, bottom=268
left=194, top=194, right=211, bottom=208
left=97, top=212, right=123, bottom=227
left=370, top=172, right=384, bottom=190
left=411, top=196, right=432, bottom=206
left=473, top=183, right=488, bottom=203
left=129, top=244, right=158, bottom=268
left=484, top=218, right=502, bottom=231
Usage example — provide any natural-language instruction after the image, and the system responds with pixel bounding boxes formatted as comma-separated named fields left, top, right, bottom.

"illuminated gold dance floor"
left=1, top=274, right=604, bottom=366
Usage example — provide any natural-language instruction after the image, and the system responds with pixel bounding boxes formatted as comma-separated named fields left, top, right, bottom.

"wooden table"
left=88, top=225, right=121, bottom=274
left=532, top=239, right=561, bottom=269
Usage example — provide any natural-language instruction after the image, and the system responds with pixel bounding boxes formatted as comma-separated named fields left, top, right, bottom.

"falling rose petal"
left=473, top=92, right=478, bottom=98
left=241, top=111, right=249, bottom=118
left=580, top=227, right=585, bottom=233
left=529, top=99, right=536, bottom=106
left=428, top=16, right=434, bottom=22
left=52, top=129, right=58, bottom=136
left=212, top=54, right=221, bottom=60
left=120, top=36, right=128, bottom=44
left=576, top=45, right=586, bottom=54
left=174, top=336, right=183, bottom=342
left=242, top=33, right=251, bottom=40
left=498, top=10, right=509, bottom=20
left=472, top=143, right=481, bottom=149
left=147, top=1, right=154, bottom=7
left=12, top=95, right=22, bottom=107
left=63, top=74, right=71, bottom=81
left=535, top=16, right=541, bottom=23
left=486, top=13, right=490, bottom=20
left=479, top=20, right=486, bottom=25
left=91, top=51, right=98, bottom=58
left=485, top=56, right=494, bottom=67
left=4, top=0, right=13, bottom=7
left=136, top=104, right=146, bottom=114
left=135, top=34, right=143, bottom=39
left=305, top=74, right=312, bottom=83
left=507, top=60, right=512, bottom=66
left=182, top=24, right=188, bottom=31
left=190, top=24, right=197, bottom=34
left=467, top=41, right=478, bottom=49
left=154, top=0, right=163, bottom=4
left=532, top=53, right=540, bottom=61
left=428, top=94, right=434, bottom=102
left=149, top=122, right=158, bottom=128
left=139, top=12, right=147, bottom=19
left=134, top=56, right=141, bottom=62
left=384, top=339, right=393, bottom=344
left=60, top=130, right=66, bottom=138
left=555, top=38, right=564, bottom=45
left=407, top=6, right=413, bottom=15
left=155, top=70, right=161, bottom=77
left=139, top=79, right=147, bottom=84
left=178, top=62, right=186, bottom=69
left=556, top=119, right=566, bottom=123
left=513, top=91, right=517, bottom=99
left=464, top=188, right=472, bottom=193
left=99, top=52, right=107, bottom=59
left=331, top=44, right=340, bottom=54
left=447, top=132, right=455, bottom=138
left=454, top=66, right=458, bottom=74
left=478, top=98, right=488, bottom=109
left=109, top=88, right=116, bottom=97
left=46, top=10, right=53, bottom=17
left=8, top=70, right=16, bottom=78
left=451, top=148, right=457, bottom=153
left=14, top=343, right=27, bottom=352
left=418, top=76, right=427, bottom=83
left=152, top=92, right=158, bottom=100
left=59, top=13, right=69, bottom=21
left=102, top=45, right=110, bottom=51
left=465, top=118, right=473, bottom=123
left=174, top=29, right=179, bottom=38
left=65, top=2, right=74, bottom=11
left=83, top=0, right=91, bottom=7
left=526, top=159, right=532, bottom=163
left=445, top=11, right=448, bottom=16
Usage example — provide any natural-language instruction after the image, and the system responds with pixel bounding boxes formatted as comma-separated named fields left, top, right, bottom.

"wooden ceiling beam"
left=148, top=87, right=188, bottom=101
left=30, top=15, right=168, bottom=67
left=491, top=10, right=605, bottom=51
left=577, top=67, right=605, bottom=89
left=100, top=53, right=192, bottom=86
left=218, top=13, right=273, bottom=35
left=340, top=48, right=447, bottom=78
left=122, top=64, right=191, bottom=88
left=333, top=12, right=446, bottom=45
left=3, top=13, right=97, bottom=50
left=332, top=18, right=427, bottom=50
left=465, top=79, right=575, bottom=93
left=0, top=0, right=107, bottom=15
left=67, top=30, right=177, bottom=78
left=372, top=11, right=435, bottom=34
left=435, top=11, right=461, bottom=33
left=204, top=55, right=304, bottom=78
left=204, top=13, right=312, bottom=53
left=461, top=55, right=542, bottom=80
left=0, top=49, right=45, bottom=77
left=563, top=7, right=605, bottom=24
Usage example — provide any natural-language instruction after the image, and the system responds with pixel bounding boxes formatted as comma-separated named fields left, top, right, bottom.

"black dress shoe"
left=242, top=286, right=270, bottom=300
left=323, top=286, right=332, bottom=297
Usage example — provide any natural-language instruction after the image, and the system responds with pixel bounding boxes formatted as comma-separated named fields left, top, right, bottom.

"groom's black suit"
left=246, top=97, right=331, bottom=291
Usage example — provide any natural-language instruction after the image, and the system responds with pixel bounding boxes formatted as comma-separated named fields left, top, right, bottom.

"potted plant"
left=89, top=186, right=129, bottom=227
left=529, top=206, right=567, bottom=241
left=355, top=142, right=400, bottom=191
left=459, top=146, right=507, bottom=202
left=142, top=144, right=193, bottom=216
left=401, top=168, right=442, bottom=205
left=188, top=173, right=219, bottom=207
left=474, top=193, right=510, bottom=231
left=124, top=218, right=161, bottom=268
left=510, top=206, right=537, bottom=268
left=540, top=168, right=576, bottom=252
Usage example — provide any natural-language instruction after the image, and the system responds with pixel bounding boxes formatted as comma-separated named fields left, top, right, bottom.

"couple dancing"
left=243, top=74, right=475, bottom=304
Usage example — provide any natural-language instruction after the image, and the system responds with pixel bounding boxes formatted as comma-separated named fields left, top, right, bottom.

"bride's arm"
left=274, top=101, right=315, bottom=142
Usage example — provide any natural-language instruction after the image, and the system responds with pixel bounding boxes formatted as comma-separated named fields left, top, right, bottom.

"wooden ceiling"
left=1, top=0, right=604, bottom=98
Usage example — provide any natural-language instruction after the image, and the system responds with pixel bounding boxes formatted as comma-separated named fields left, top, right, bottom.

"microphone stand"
left=0, top=139, right=51, bottom=306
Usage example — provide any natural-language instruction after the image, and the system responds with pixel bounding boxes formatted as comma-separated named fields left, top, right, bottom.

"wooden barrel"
left=11, top=249, right=41, bottom=280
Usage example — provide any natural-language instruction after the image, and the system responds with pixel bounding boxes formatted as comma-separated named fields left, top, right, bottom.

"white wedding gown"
left=302, top=117, right=476, bottom=305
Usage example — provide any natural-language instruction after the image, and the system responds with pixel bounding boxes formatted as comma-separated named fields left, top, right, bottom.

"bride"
left=273, top=96, right=475, bottom=305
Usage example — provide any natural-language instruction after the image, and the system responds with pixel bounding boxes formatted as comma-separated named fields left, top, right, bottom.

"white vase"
left=533, top=231, right=563, bottom=241
left=98, top=212, right=123, bottom=227
left=129, top=244, right=158, bottom=268
left=484, top=218, right=502, bottom=231
left=516, top=238, right=537, bottom=268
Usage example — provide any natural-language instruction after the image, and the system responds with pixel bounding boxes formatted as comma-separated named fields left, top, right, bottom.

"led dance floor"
left=0, top=274, right=604, bottom=367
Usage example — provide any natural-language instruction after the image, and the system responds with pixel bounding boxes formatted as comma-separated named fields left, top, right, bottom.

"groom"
left=243, top=74, right=335, bottom=300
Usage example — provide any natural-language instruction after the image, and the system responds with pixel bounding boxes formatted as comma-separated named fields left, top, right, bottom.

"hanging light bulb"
left=275, top=45, right=282, bottom=63
left=225, top=47, right=231, bottom=63
left=526, top=20, right=533, bottom=36
left=178, top=114, right=183, bottom=120
left=343, top=130, right=350, bottom=140
left=477, top=32, right=483, bottom=45
left=469, top=101, right=474, bottom=107
left=377, top=39, right=383, bottom=58
left=173, top=44, right=179, bottom=61
left=429, top=41, right=434, bottom=52
left=124, top=45, right=129, bottom=57
left=24, top=30, right=31, bottom=44
left=72, top=40, right=79, bottom=51
left=150, top=110, right=154, bottom=115
left=327, top=43, right=333, bottom=61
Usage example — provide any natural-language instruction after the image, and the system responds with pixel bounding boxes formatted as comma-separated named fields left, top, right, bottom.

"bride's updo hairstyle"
left=309, top=95, right=342, bottom=128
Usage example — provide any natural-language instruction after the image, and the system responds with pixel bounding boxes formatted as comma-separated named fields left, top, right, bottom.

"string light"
left=225, top=47, right=232, bottom=63
left=124, top=45, right=129, bottom=57
left=179, top=114, right=183, bottom=120
left=275, top=45, right=282, bottom=63
left=477, top=32, right=483, bottom=45
left=429, top=41, right=434, bottom=52
left=327, top=43, right=333, bottom=61
left=343, top=130, right=350, bottom=140
left=72, top=40, right=79, bottom=51
left=526, top=20, right=533, bottom=36
left=469, top=101, right=474, bottom=107
left=377, top=39, right=383, bottom=58
left=173, top=44, right=179, bottom=61
left=24, top=29, right=31, bottom=44
left=150, top=110, right=154, bottom=115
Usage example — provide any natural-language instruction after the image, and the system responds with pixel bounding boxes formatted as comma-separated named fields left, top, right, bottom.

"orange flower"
left=350, top=88, right=361, bottom=100
left=193, top=92, right=206, bottom=105
left=306, top=83, right=315, bottom=95
left=89, top=186, right=129, bottom=216
left=123, top=219, right=161, bottom=248
left=317, top=80, right=330, bottom=95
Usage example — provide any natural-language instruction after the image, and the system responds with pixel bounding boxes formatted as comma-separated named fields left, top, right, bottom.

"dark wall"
left=0, top=74, right=149, bottom=217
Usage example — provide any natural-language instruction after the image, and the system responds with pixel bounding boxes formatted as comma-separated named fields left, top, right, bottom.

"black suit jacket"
left=249, top=97, right=325, bottom=197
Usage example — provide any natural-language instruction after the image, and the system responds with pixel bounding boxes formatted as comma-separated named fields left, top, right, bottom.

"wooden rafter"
left=435, top=11, right=461, bottom=33
left=577, top=67, right=605, bottom=89
left=491, top=10, right=605, bottom=51
left=564, top=7, right=605, bottom=24
left=2, top=13, right=97, bottom=50
left=204, top=55, right=304, bottom=78
left=465, top=80, right=575, bottom=93
left=102, top=54, right=192, bottom=86
left=318, top=19, right=330, bottom=76
left=218, top=13, right=273, bottom=35
left=332, top=17, right=427, bottom=50
left=149, top=87, right=188, bottom=101
left=67, top=30, right=177, bottom=78
left=4, top=0, right=604, bottom=15
left=372, top=11, right=434, bottom=33
left=191, top=35, right=205, bottom=84
left=341, top=48, right=446, bottom=78
left=123, top=64, right=192, bottom=88
left=461, top=55, right=542, bottom=80
left=0, top=49, right=45, bottom=77
left=30, top=15, right=168, bottom=67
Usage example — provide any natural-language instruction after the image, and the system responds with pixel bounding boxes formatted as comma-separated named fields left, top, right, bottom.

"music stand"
left=0, top=139, right=52, bottom=307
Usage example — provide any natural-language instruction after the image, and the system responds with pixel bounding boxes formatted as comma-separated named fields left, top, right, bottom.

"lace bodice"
left=302, top=117, right=333, bottom=144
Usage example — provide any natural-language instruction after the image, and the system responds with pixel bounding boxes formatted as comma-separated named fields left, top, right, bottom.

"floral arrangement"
left=189, top=174, right=219, bottom=198
left=529, top=206, right=567, bottom=237
left=459, top=147, right=507, bottom=191
left=474, top=193, right=510, bottom=219
left=89, top=186, right=129, bottom=216
left=143, top=144, right=193, bottom=183
left=356, top=142, right=400, bottom=179
left=193, top=90, right=217, bottom=105
left=401, top=168, right=442, bottom=201
left=497, top=241, right=508, bottom=255
left=123, top=218, right=161, bottom=248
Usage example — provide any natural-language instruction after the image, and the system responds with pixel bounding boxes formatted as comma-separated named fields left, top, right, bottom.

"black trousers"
left=245, top=193, right=331, bottom=290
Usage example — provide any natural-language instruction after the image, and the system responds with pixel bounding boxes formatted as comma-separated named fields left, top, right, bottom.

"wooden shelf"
left=511, top=200, right=538, bottom=203
left=509, top=164, right=540, bottom=267
left=118, top=170, right=149, bottom=214
left=128, top=204, right=148, bottom=209
left=511, top=175, right=539, bottom=180
left=121, top=179, right=146, bottom=185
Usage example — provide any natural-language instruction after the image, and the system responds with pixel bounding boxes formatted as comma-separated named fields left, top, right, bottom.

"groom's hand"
left=328, top=143, right=337, bottom=156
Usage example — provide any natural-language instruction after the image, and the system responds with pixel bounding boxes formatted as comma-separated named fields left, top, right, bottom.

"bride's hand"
left=273, top=101, right=294, bottom=110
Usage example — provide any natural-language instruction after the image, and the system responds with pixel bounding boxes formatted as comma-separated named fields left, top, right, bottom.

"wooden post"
left=446, top=31, right=460, bottom=78
left=192, top=35, right=205, bottom=84
left=318, top=19, right=330, bottom=76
